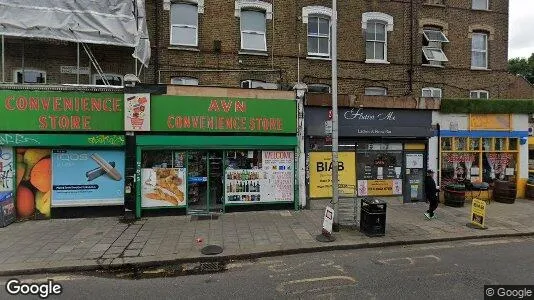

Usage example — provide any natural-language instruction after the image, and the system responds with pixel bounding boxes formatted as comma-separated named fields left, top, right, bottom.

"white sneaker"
left=424, top=212, right=431, bottom=220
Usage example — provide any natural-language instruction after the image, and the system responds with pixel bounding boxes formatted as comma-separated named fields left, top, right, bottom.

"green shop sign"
left=0, top=133, right=125, bottom=147
left=151, top=96, right=297, bottom=133
left=0, top=90, right=123, bottom=131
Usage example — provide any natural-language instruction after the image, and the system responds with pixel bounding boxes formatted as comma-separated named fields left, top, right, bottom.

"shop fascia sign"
left=151, top=95, right=297, bottom=133
left=343, top=107, right=396, bottom=122
left=0, top=90, right=124, bottom=131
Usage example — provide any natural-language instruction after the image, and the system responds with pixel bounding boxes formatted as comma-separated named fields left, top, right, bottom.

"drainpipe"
left=154, top=0, right=160, bottom=83
left=408, top=0, right=414, bottom=95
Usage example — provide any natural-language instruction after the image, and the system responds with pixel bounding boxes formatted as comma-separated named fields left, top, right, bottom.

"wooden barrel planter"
left=526, top=180, right=534, bottom=200
left=493, top=180, right=516, bottom=204
left=443, top=184, right=466, bottom=207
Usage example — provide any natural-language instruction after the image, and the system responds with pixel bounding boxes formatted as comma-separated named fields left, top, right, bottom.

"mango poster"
left=309, top=152, right=356, bottom=198
left=15, top=148, right=52, bottom=220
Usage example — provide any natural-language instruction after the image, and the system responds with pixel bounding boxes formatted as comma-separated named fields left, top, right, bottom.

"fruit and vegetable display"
left=15, top=148, right=51, bottom=219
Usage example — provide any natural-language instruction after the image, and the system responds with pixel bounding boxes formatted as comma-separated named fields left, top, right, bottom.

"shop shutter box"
left=0, top=192, right=16, bottom=228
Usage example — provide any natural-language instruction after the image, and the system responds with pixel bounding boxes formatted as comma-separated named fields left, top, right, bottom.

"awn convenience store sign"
left=0, top=91, right=123, bottom=131
left=151, top=96, right=297, bottom=133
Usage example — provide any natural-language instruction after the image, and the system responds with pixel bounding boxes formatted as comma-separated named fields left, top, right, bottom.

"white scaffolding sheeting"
left=0, top=0, right=150, bottom=67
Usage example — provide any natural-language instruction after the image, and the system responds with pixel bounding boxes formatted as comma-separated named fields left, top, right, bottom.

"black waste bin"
left=443, top=184, right=466, bottom=207
left=360, top=197, right=386, bottom=237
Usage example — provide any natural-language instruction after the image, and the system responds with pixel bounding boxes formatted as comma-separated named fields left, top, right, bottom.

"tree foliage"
left=508, top=53, right=534, bottom=84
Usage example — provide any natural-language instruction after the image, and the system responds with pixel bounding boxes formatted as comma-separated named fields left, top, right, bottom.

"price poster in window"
left=262, top=151, right=294, bottom=202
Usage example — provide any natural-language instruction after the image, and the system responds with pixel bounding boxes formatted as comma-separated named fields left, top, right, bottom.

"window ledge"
left=307, top=56, right=331, bottom=61
left=472, top=8, right=492, bottom=12
left=422, top=3, right=446, bottom=8
left=239, top=50, right=269, bottom=56
left=168, top=46, right=200, bottom=52
left=471, top=67, right=491, bottom=71
left=365, top=59, right=390, bottom=64
left=422, top=64, right=445, bottom=68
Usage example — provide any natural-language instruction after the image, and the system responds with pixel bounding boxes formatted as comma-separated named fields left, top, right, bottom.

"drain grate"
left=200, top=262, right=222, bottom=272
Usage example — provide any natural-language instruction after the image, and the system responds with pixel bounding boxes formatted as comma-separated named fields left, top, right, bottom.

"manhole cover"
left=201, top=245, right=223, bottom=255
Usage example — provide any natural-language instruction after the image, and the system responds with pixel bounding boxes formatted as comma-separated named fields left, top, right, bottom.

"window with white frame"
left=470, top=90, right=489, bottom=99
left=14, top=69, right=46, bottom=84
left=240, top=80, right=278, bottom=89
left=365, top=21, right=387, bottom=61
left=170, top=2, right=198, bottom=46
left=307, top=84, right=331, bottom=93
left=422, top=27, right=449, bottom=67
left=93, top=74, right=123, bottom=86
left=307, top=15, right=330, bottom=57
left=362, top=12, right=393, bottom=63
left=472, top=0, right=489, bottom=10
left=240, top=10, right=267, bottom=51
left=364, top=87, right=387, bottom=96
left=471, top=32, right=488, bottom=69
left=422, top=87, right=442, bottom=98
left=171, top=77, right=199, bottom=85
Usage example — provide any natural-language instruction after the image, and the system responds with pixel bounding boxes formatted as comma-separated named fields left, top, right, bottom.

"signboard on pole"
left=471, top=198, right=487, bottom=228
left=322, top=206, right=334, bottom=235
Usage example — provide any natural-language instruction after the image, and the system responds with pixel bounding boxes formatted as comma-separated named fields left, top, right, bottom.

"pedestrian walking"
left=424, top=169, right=439, bottom=220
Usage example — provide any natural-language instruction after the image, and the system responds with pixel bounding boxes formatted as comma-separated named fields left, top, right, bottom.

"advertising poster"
left=405, top=153, right=424, bottom=169
left=51, top=149, right=125, bottom=207
left=0, top=147, right=14, bottom=192
left=15, top=148, right=52, bottom=219
left=225, top=169, right=264, bottom=203
left=262, top=151, right=294, bottom=202
left=309, top=152, right=356, bottom=198
left=141, top=168, right=187, bottom=207
left=471, top=198, right=486, bottom=228
left=125, top=93, right=150, bottom=131
left=226, top=151, right=294, bottom=204
left=358, top=179, right=403, bottom=196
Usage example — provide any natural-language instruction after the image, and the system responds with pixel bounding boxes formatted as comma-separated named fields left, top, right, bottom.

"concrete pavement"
left=1, top=199, right=534, bottom=275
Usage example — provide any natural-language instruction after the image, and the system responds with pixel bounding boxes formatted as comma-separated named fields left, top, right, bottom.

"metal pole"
left=77, top=42, right=80, bottom=84
left=331, top=0, right=340, bottom=230
left=1, top=35, right=5, bottom=83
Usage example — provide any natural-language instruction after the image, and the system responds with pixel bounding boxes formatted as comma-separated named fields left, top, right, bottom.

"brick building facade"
left=1, top=0, right=532, bottom=100
left=143, top=0, right=531, bottom=99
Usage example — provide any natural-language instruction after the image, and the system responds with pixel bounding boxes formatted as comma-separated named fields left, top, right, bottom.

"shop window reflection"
left=455, top=137, right=467, bottom=151
left=482, top=138, right=492, bottom=151
left=494, top=138, right=505, bottom=151
left=225, top=150, right=262, bottom=170
left=441, top=137, right=452, bottom=151
left=508, top=138, right=518, bottom=151
left=469, top=138, right=480, bottom=151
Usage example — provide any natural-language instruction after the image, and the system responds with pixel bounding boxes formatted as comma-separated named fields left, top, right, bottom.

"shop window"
left=482, top=138, right=492, bottom=151
left=14, top=69, right=46, bottom=84
left=469, top=138, right=480, bottom=151
left=356, top=142, right=403, bottom=196
left=441, top=137, right=452, bottom=151
left=482, top=152, right=516, bottom=182
left=494, top=138, right=506, bottom=151
left=441, top=153, right=481, bottom=185
left=455, top=137, right=468, bottom=151
left=508, top=138, right=518, bottom=151
left=225, top=150, right=294, bottom=203
left=93, top=74, right=123, bottom=86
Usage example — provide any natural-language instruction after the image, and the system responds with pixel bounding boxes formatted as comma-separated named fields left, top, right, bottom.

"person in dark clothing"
left=424, top=169, right=439, bottom=219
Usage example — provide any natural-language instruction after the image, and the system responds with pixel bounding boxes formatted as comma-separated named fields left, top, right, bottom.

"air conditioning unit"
left=240, top=80, right=279, bottom=90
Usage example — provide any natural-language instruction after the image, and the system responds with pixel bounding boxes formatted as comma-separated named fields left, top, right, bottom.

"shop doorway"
left=403, top=151, right=425, bottom=203
left=187, top=151, right=224, bottom=214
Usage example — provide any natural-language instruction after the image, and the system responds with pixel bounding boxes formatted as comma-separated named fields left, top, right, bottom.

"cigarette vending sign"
left=0, top=91, right=124, bottom=131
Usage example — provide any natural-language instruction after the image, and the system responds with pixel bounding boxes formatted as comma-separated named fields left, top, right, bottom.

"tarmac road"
left=1, top=237, right=534, bottom=300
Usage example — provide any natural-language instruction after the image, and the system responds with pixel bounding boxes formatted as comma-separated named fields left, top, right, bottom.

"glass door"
left=187, top=151, right=224, bottom=214
left=187, top=151, right=208, bottom=213
left=403, top=151, right=425, bottom=203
